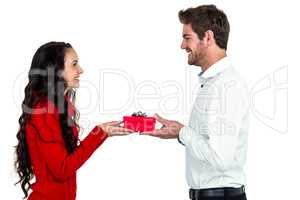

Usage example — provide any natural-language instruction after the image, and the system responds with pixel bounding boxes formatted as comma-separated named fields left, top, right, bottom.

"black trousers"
left=190, top=193, right=247, bottom=200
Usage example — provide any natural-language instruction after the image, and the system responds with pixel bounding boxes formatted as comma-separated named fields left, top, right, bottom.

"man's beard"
left=187, top=50, right=202, bottom=66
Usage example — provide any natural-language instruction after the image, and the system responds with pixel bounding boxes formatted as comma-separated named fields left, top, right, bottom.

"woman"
left=15, top=42, right=134, bottom=200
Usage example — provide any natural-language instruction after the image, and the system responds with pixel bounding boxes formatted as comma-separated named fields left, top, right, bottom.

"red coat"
left=25, top=98, right=108, bottom=200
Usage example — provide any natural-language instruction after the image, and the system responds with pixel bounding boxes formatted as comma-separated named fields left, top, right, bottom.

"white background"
left=0, top=0, right=298, bottom=199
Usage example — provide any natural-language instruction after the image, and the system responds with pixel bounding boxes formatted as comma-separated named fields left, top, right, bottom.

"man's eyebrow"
left=183, top=34, right=191, bottom=38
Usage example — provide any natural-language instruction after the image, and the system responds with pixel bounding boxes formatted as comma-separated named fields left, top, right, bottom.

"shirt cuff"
left=179, top=126, right=194, bottom=146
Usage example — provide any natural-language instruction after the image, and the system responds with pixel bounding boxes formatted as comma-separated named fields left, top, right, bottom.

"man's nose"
left=181, top=41, right=186, bottom=49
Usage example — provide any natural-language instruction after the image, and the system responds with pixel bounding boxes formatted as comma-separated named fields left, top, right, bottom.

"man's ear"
left=205, top=30, right=215, bottom=47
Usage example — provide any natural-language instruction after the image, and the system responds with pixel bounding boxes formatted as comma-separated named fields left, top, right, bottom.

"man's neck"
left=201, top=50, right=226, bottom=72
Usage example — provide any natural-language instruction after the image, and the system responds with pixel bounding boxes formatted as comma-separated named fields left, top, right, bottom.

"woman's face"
left=62, top=48, right=84, bottom=89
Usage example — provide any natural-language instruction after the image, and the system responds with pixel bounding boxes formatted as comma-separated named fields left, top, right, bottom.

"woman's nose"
left=78, top=65, right=84, bottom=74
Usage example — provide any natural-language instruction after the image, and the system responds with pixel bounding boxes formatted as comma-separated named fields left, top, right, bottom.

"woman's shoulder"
left=28, top=98, right=62, bottom=142
left=32, top=97, right=58, bottom=115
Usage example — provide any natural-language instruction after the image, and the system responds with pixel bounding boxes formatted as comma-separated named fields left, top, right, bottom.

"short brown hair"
left=179, top=5, right=230, bottom=50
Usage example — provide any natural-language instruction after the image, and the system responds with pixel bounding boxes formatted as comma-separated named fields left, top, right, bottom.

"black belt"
left=189, top=186, right=245, bottom=199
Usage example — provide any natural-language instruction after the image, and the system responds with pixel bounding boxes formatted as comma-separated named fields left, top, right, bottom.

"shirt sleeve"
left=30, top=101, right=108, bottom=181
left=179, top=82, right=248, bottom=172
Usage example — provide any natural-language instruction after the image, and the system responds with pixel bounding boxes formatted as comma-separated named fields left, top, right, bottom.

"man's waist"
left=185, top=165, right=246, bottom=189
left=189, top=186, right=245, bottom=199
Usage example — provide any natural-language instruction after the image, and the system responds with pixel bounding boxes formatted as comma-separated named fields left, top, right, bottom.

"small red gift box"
left=123, top=116, right=156, bottom=132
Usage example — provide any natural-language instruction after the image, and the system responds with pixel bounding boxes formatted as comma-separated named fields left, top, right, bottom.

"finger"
left=159, top=125, right=166, bottom=129
left=113, top=132, right=134, bottom=136
left=154, top=113, right=170, bottom=126
left=140, top=131, right=161, bottom=138
left=153, top=128, right=168, bottom=135
left=141, top=131, right=168, bottom=139
left=141, top=128, right=166, bottom=136
left=106, top=121, right=122, bottom=126
left=113, top=129, right=136, bottom=136
left=112, top=127, right=135, bottom=133
left=116, top=120, right=123, bottom=126
left=140, top=130, right=157, bottom=136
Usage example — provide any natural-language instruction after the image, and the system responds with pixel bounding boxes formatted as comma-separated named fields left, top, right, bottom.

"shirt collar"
left=198, top=56, right=232, bottom=80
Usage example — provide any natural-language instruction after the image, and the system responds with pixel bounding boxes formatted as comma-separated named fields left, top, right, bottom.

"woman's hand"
left=98, top=121, right=135, bottom=137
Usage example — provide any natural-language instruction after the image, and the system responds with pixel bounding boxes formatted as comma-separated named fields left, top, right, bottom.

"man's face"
left=180, top=24, right=207, bottom=66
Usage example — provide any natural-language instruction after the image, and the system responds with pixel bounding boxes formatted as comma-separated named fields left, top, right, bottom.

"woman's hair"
left=15, top=41, right=80, bottom=198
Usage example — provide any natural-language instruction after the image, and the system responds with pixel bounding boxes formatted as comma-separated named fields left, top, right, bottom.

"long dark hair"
left=15, top=42, right=80, bottom=198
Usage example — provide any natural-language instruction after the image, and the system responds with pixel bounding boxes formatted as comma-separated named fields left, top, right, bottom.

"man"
left=143, top=5, right=249, bottom=200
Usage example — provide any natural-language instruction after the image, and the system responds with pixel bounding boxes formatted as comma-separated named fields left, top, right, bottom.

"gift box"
left=123, top=112, right=156, bottom=132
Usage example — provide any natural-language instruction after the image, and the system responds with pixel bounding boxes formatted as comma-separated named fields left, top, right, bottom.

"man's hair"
left=178, top=4, right=230, bottom=50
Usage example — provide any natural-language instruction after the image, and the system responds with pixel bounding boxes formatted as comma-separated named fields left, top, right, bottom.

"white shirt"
left=179, top=56, right=250, bottom=189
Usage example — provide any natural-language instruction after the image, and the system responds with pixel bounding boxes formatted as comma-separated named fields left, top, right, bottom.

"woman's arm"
left=29, top=101, right=108, bottom=181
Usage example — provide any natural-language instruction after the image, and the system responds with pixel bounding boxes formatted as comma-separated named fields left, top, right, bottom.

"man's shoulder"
left=218, top=67, right=247, bottom=86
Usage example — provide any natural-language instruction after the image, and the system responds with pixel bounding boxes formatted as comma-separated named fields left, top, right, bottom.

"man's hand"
left=142, top=114, right=184, bottom=139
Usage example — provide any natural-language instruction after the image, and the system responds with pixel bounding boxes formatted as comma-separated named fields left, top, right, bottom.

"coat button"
left=201, top=84, right=204, bottom=88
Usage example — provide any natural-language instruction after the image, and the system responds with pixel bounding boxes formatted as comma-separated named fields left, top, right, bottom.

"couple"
left=15, top=5, right=249, bottom=200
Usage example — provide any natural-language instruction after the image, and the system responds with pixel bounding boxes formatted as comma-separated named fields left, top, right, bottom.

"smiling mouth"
left=186, top=48, right=191, bottom=53
left=186, top=50, right=192, bottom=57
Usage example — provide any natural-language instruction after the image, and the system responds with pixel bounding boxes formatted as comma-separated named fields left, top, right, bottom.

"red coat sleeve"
left=30, top=101, right=108, bottom=181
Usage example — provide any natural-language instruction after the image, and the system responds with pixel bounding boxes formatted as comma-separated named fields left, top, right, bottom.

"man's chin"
left=187, top=59, right=196, bottom=65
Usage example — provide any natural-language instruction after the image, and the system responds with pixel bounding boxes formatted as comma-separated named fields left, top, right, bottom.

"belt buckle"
left=189, top=189, right=195, bottom=199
